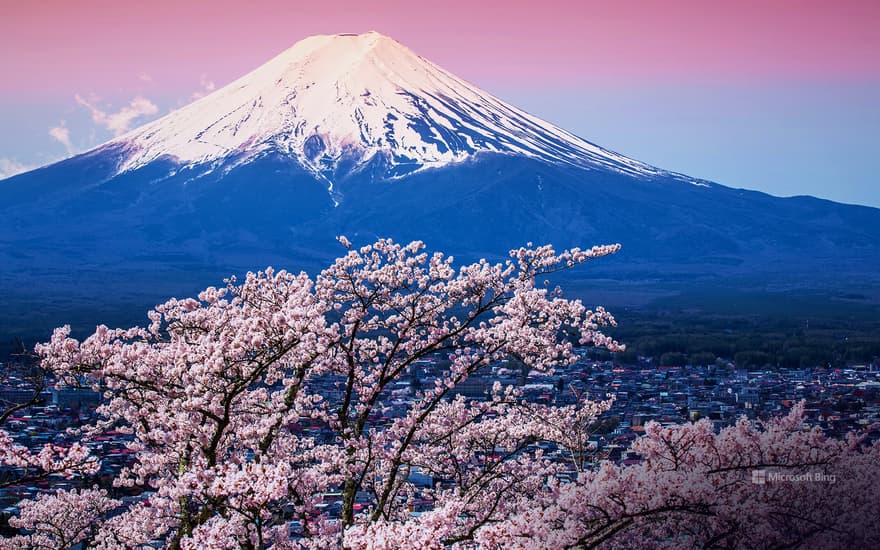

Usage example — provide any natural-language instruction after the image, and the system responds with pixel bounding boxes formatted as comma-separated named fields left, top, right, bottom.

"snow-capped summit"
left=109, top=31, right=660, bottom=179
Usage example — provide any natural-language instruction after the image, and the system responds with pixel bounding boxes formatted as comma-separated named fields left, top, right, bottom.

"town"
left=2, top=348, right=879, bottom=536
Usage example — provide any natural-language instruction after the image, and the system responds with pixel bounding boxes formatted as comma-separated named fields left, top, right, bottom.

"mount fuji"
left=104, top=32, right=665, bottom=183
left=2, top=32, right=879, bottom=339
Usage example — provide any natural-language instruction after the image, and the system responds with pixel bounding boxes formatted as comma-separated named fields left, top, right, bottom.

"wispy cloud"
left=75, top=94, right=159, bottom=136
left=0, top=158, right=35, bottom=180
left=190, top=74, right=216, bottom=100
left=48, top=122, right=74, bottom=154
left=138, top=72, right=153, bottom=83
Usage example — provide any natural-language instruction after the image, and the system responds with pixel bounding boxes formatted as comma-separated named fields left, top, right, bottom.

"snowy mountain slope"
left=106, top=32, right=670, bottom=183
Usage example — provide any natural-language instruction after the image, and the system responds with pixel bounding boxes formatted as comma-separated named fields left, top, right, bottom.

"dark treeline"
left=5, top=309, right=880, bottom=370
left=603, top=310, right=880, bottom=369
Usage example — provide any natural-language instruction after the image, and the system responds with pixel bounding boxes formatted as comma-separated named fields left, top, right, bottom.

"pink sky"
left=2, top=0, right=879, bottom=100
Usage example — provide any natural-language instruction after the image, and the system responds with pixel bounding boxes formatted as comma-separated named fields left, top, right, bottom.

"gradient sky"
left=1, top=0, right=878, bottom=206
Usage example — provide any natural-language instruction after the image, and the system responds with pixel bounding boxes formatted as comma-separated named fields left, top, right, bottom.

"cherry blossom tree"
left=27, top=239, right=621, bottom=548
left=467, top=401, right=880, bottom=549
left=4, top=238, right=877, bottom=549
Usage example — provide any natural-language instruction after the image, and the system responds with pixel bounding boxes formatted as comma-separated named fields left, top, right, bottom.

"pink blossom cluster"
left=471, top=402, right=880, bottom=549
left=0, top=429, right=98, bottom=486
left=1, top=488, right=119, bottom=550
